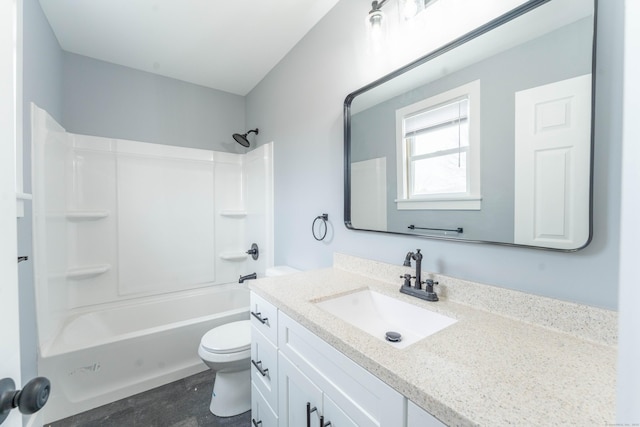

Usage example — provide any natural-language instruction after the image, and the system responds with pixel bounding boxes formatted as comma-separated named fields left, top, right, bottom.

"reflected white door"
left=351, top=158, right=387, bottom=231
left=514, top=74, right=591, bottom=249
left=1, top=0, right=23, bottom=426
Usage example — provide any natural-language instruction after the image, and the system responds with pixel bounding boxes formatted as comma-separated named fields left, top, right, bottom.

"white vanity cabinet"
left=407, top=400, right=446, bottom=427
left=250, top=292, right=279, bottom=427
left=252, top=384, right=278, bottom=427
left=279, top=352, right=358, bottom=427
left=249, top=291, right=445, bottom=427
left=277, top=311, right=403, bottom=427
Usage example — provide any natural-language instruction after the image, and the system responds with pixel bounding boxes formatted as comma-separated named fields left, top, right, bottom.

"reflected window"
left=395, top=80, right=481, bottom=210
left=406, top=98, right=469, bottom=197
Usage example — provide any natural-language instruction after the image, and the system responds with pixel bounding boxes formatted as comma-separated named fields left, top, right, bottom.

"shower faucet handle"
left=246, top=243, right=259, bottom=260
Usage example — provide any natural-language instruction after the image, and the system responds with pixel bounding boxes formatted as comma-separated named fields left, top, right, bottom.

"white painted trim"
left=15, top=0, right=24, bottom=218
left=617, top=0, right=640, bottom=423
left=396, top=195, right=481, bottom=210
left=0, top=1, right=22, bottom=426
left=24, top=412, right=43, bottom=427
left=395, top=80, right=481, bottom=209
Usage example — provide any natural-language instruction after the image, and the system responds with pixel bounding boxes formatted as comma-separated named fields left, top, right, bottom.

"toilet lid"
left=201, top=320, right=251, bottom=354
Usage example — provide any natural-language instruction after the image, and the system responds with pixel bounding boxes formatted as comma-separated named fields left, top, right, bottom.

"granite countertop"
left=249, top=255, right=617, bottom=426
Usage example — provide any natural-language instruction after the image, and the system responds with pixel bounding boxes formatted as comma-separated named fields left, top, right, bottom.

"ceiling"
left=39, top=0, right=341, bottom=96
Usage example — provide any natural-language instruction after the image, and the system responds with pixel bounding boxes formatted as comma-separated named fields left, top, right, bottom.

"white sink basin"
left=315, top=289, right=457, bottom=349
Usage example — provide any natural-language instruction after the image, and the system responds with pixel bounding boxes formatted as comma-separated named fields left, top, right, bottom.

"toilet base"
left=209, top=369, right=251, bottom=417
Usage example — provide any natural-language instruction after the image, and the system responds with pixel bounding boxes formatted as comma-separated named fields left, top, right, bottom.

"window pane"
left=411, top=152, right=467, bottom=196
left=410, top=121, right=469, bottom=157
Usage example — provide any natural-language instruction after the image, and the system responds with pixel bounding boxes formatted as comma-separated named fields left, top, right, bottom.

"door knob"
left=0, top=377, right=50, bottom=424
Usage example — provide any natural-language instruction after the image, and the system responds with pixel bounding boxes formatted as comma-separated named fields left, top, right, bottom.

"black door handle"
left=0, top=377, right=50, bottom=425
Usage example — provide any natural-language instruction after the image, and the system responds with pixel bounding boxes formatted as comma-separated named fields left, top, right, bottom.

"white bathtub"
left=38, top=284, right=249, bottom=423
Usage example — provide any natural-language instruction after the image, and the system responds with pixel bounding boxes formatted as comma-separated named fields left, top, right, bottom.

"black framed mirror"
left=344, top=0, right=596, bottom=251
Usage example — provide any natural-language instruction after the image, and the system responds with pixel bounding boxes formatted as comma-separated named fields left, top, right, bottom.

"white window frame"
left=395, top=79, right=481, bottom=210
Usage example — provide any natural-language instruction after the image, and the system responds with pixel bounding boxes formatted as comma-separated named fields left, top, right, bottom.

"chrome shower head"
left=232, top=128, right=259, bottom=147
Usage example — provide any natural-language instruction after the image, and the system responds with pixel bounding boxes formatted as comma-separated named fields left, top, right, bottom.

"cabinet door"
left=322, top=393, right=358, bottom=427
left=252, top=382, right=278, bottom=427
left=278, top=353, right=322, bottom=427
left=407, top=400, right=446, bottom=427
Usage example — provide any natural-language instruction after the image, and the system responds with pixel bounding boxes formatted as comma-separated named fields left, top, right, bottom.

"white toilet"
left=198, top=319, right=251, bottom=417
left=198, top=266, right=299, bottom=417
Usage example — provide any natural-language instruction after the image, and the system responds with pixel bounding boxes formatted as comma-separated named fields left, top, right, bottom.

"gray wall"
left=19, top=0, right=63, bottom=386
left=350, top=18, right=592, bottom=242
left=247, top=0, right=622, bottom=310
left=62, top=52, right=246, bottom=153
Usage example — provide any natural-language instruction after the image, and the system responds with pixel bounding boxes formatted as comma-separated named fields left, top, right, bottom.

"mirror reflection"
left=345, top=0, right=595, bottom=250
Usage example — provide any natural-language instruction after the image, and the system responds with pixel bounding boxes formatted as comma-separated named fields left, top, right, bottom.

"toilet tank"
left=265, top=266, right=300, bottom=277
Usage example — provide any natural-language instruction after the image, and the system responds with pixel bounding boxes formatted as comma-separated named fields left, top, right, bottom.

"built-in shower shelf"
left=66, top=210, right=110, bottom=221
left=219, top=210, right=247, bottom=218
left=219, top=252, right=248, bottom=261
left=66, top=264, right=111, bottom=279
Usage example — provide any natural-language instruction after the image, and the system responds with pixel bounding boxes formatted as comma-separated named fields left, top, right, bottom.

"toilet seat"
left=200, top=320, right=250, bottom=354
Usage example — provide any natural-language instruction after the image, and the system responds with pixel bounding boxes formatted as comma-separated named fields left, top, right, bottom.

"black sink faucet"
left=400, top=249, right=439, bottom=302
left=403, top=251, right=413, bottom=267
left=402, top=249, right=424, bottom=289
left=412, top=249, right=423, bottom=290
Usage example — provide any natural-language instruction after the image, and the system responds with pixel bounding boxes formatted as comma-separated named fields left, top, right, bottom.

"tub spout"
left=239, top=273, right=257, bottom=284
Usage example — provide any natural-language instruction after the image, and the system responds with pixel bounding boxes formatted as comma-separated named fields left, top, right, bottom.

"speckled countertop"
left=249, top=254, right=617, bottom=426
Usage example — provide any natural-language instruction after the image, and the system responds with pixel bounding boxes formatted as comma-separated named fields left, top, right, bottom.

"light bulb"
left=367, top=8, right=386, bottom=42
left=398, top=0, right=424, bottom=21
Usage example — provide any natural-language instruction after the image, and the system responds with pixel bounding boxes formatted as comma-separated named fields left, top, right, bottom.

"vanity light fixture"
left=367, top=0, right=439, bottom=31
left=367, top=0, right=389, bottom=41
left=397, top=0, right=439, bottom=21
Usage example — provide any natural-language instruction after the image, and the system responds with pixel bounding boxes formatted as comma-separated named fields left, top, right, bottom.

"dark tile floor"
left=46, top=370, right=251, bottom=427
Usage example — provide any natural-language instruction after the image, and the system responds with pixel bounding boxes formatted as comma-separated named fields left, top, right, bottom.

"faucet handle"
left=424, top=279, right=439, bottom=293
left=399, top=274, right=413, bottom=287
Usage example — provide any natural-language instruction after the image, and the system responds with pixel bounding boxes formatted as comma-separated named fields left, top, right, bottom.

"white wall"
left=616, top=0, right=640, bottom=422
left=246, top=0, right=623, bottom=309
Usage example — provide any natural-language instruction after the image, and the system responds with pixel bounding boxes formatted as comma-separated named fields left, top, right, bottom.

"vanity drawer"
left=278, top=311, right=403, bottom=426
left=250, top=292, right=278, bottom=344
left=251, top=325, right=278, bottom=412
left=251, top=381, right=278, bottom=427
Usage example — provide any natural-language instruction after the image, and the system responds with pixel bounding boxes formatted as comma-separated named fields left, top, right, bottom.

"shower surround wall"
left=31, top=105, right=273, bottom=421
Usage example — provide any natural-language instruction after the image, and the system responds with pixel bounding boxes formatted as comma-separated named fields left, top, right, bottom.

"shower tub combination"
left=31, top=105, right=274, bottom=422
left=39, top=285, right=249, bottom=422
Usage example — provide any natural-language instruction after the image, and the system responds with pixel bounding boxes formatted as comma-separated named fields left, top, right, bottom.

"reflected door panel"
left=514, top=74, right=591, bottom=249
